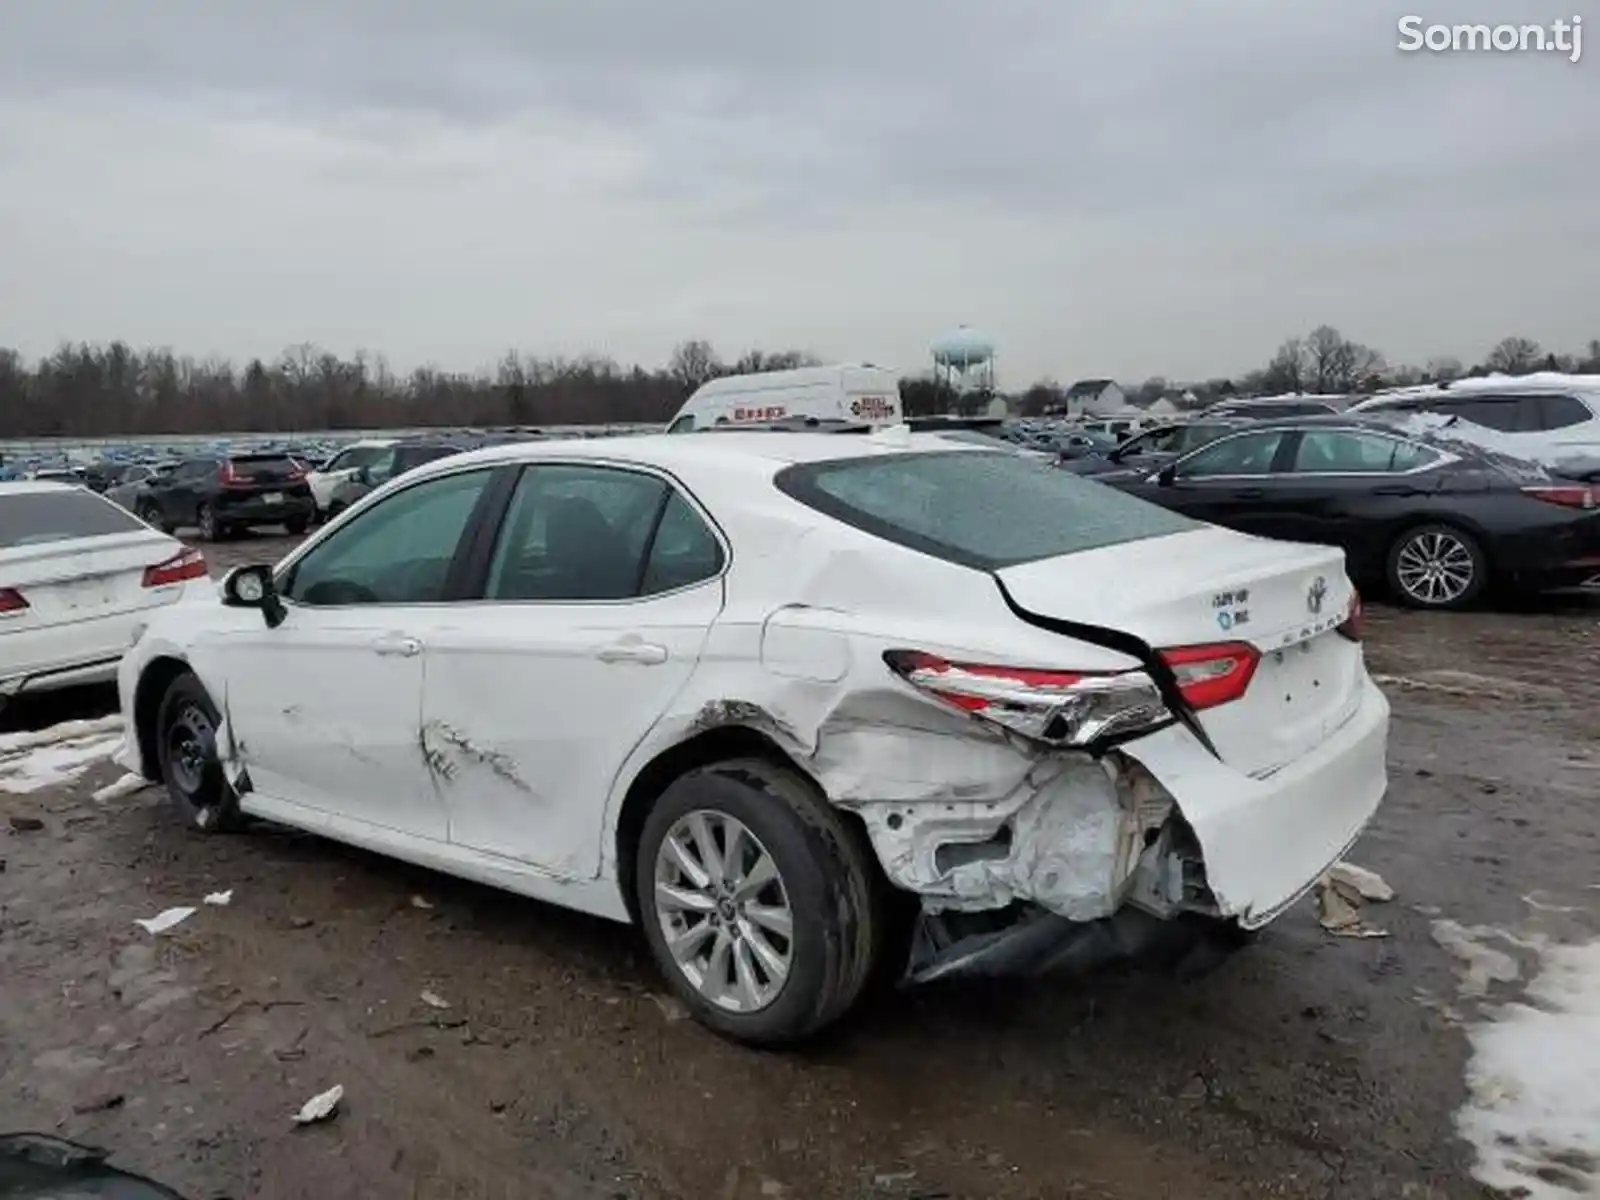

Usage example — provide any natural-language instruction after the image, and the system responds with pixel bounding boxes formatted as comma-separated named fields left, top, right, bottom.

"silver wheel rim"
left=1396, top=531, right=1474, bottom=605
left=653, top=810, right=794, bottom=1013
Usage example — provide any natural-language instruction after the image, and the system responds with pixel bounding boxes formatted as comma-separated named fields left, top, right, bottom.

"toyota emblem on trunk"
left=1306, top=575, right=1328, bottom=614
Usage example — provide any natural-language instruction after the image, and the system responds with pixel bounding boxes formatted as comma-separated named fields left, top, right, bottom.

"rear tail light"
left=0, top=587, right=29, bottom=615
left=142, top=546, right=207, bottom=587
left=1336, top=589, right=1364, bottom=642
left=1521, top=484, right=1596, bottom=509
left=884, top=640, right=1259, bottom=747
left=218, top=461, right=244, bottom=487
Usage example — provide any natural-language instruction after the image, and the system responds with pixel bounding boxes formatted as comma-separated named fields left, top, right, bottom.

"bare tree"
left=1304, top=325, right=1384, bottom=394
left=1261, top=339, right=1307, bottom=394
left=667, top=339, right=722, bottom=393
left=1484, top=336, right=1542, bottom=375
left=1425, top=356, right=1463, bottom=382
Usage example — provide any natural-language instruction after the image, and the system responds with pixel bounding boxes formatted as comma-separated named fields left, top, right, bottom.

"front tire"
left=1386, top=523, right=1487, bottom=609
left=154, top=672, right=242, bottom=833
left=635, top=759, right=880, bottom=1046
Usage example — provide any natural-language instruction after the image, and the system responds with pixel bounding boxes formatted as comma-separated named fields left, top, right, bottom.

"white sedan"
left=0, top=481, right=212, bottom=702
left=112, top=431, right=1389, bottom=1045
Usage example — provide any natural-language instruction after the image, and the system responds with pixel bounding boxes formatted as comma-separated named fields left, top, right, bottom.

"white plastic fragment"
left=419, top=990, right=451, bottom=1010
left=409, top=895, right=433, bottom=910
left=1327, top=861, right=1395, bottom=903
left=1315, top=864, right=1392, bottom=938
left=93, top=773, right=150, bottom=803
left=134, top=907, right=196, bottom=935
left=204, top=890, right=233, bottom=907
left=292, top=1084, right=344, bottom=1125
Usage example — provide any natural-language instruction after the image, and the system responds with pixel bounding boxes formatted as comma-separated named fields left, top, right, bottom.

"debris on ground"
left=651, top=994, right=690, bottom=1023
left=291, top=1084, right=343, bottom=1125
left=420, top=990, right=450, bottom=1010
left=92, top=774, right=150, bottom=803
left=1316, top=861, right=1394, bottom=938
left=7, top=815, right=44, bottom=833
left=409, top=894, right=433, bottom=910
left=133, top=907, right=196, bottom=935
left=203, top=890, right=232, bottom=907
left=70, top=1092, right=126, bottom=1115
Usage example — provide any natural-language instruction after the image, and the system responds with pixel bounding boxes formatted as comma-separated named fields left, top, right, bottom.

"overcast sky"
left=1, top=1, right=1594, bottom=386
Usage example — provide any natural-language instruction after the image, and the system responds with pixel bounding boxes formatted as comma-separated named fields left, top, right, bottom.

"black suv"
left=136, top=453, right=315, bottom=541
left=324, top=441, right=465, bottom=519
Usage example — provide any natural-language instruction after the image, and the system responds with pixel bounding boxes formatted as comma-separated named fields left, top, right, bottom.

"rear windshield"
left=0, top=490, right=145, bottom=548
left=775, top=450, right=1199, bottom=570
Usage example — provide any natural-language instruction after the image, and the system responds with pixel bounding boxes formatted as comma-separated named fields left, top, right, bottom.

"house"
left=1139, top=394, right=1180, bottom=417
left=1063, top=379, right=1125, bottom=416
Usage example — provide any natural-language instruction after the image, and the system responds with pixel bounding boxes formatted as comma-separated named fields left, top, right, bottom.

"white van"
left=665, top=364, right=902, bottom=432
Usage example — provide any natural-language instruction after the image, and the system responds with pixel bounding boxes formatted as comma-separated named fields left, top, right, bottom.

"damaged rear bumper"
left=843, top=679, right=1389, bottom=981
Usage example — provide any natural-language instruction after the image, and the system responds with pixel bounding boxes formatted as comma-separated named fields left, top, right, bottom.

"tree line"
left=1014, top=328, right=1600, bottom=417
left=1, top=329, right=1596, bottom=438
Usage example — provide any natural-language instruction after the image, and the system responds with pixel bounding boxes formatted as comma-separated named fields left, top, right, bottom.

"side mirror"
left=1156, top=463, right=1178, bottom=487
left=221, top=564, right=287, bottom=629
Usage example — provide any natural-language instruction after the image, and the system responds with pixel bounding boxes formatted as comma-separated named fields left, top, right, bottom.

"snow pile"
left=1447, top=929, right=1600, bottom=1197
left=1379, top=411, right=1598, bottom=479
left=0, top=716, right=124, bottom=794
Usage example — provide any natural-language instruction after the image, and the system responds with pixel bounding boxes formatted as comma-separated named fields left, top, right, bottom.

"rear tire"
left=154, top=672, right=242, bottom=833
left=1386, top=523, right=1487, bottom=610
left=635, top=758, right=880, bottom=1046
left=285, top=517, right=308, bottom=536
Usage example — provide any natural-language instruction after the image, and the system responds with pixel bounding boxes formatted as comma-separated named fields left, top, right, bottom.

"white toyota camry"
left=113, top=429, right=1389, bottom=1044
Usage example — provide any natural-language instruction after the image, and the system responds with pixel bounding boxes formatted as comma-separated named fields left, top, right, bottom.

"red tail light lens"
left=1522, top=485, right=1596, bottom=509
left=1158, top=642, right=1260, bottom=710
left=142, top=547, right=208, bottom=587
left=0, top=587, right=29, bottom=614
left=1336, top=590, right=1364, bottom=642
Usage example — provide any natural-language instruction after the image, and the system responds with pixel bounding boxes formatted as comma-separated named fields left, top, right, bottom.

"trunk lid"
left=0, top=531, right=193, bottom=628
left=995, top=526, right=1364, bottom=777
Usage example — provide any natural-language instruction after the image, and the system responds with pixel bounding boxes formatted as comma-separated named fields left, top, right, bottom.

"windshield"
left=775, top=450, right=1199, bottom=571
left=0, top=489, right=147, bottom=548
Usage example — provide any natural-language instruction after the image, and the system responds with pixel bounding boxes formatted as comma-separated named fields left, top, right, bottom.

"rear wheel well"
left=133, top=656, right=193, bottom=779
left=613, top=725, right=883, bottom=927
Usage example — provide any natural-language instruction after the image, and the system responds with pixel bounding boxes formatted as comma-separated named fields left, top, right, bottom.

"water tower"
left=931, top=326, right=997, bottom=393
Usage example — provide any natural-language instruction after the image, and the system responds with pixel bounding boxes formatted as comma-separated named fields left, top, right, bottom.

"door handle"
left=371, top=635, right=422, bottom=657
left=1371, top=485, right=1413, bottom=496
left=1236, top=487, right=1265, bottom=499
left=595, top=639, right=668, bottom=665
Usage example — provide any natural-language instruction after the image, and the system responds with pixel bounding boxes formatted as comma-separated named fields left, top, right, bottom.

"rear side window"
left=1538, top=394, right=1593, bottom=430
left=1440, top=396, right=1521, bottom=432
left=775, top=451, right=1198, bottom=571
left=0, top=490, right=145, bottom=548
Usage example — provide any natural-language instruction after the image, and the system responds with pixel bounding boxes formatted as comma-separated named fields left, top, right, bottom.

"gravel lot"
left=1, top=528, right=1596, bottom=1199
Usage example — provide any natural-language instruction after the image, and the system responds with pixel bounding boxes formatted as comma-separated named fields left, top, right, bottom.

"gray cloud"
left=0, top=1, right=1595, bottom=382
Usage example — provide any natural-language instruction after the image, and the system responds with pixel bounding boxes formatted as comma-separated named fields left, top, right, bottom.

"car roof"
left=0, top=480, right=82, bottom=495
left=406, top=429, right=986, bottom=485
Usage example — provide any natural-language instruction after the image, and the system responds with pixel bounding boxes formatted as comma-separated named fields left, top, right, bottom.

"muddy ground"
left=1, top=530, right=1596, bottom=1199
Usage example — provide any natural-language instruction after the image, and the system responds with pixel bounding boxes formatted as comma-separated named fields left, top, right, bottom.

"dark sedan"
left=1091, top=417, right=1600, bottom=608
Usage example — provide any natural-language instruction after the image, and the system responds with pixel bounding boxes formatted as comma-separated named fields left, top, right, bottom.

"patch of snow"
left=1456, top=937, right=1600, bottom=1198
left=1432, top=919, right=1533, bottom=999
left=0, top=716, right=122, bottom=756
left=0, top=732, right=123, bottom=794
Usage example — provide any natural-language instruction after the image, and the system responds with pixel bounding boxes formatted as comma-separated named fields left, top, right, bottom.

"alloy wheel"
left=652, top=810, right=794, bottom=1013
left=1395, top=530, right=1475, bottom=606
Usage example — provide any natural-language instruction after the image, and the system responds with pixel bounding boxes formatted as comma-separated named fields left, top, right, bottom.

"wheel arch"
left=132, top=655, right=194, bottom=779
left=612, top=723, right=877, bottom=928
